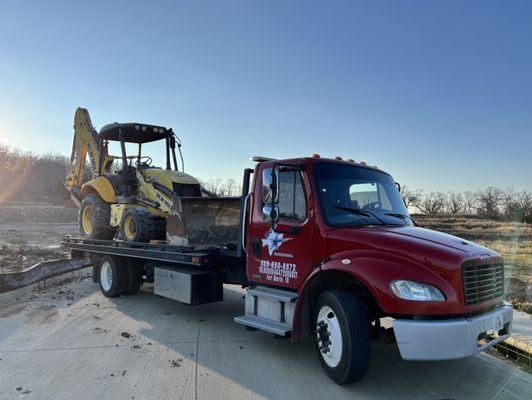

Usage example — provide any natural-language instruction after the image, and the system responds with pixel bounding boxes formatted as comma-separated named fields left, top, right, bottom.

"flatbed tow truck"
left=64, top=155, right=513, bottom=384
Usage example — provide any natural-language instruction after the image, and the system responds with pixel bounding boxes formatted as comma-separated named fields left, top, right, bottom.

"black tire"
left=123, top=259, right=143, bottom=295
left=90, top=253, right=102, bottom=283
left=120, top=207, right=155, bottom=243
left=79, top=192, right=115, bottom=239
left=313, top=290, right=371, bottom=384
left=98, top=255, right=128, bottom=298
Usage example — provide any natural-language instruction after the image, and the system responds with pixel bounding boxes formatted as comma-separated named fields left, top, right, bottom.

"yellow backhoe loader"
left=65, top=108, right=203, bottom=244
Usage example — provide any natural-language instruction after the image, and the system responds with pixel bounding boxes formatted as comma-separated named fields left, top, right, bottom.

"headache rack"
left=462, top=260, right=505, bottom=307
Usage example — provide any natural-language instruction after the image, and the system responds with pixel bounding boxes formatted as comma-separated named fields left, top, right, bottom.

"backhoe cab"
left=65, top=108, right=201, bottom=243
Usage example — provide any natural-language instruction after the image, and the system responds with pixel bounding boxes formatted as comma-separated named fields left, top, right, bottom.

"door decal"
left=261, top=228, right=292, bottom=256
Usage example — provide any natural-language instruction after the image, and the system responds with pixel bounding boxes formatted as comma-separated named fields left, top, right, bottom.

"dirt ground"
left=0, top=203, right=78, bottom=272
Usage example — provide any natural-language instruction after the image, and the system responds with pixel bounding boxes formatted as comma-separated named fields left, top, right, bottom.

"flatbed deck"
left=63, top=236, right=217, bottom=266
left=62, top=236, right=247, bottom=285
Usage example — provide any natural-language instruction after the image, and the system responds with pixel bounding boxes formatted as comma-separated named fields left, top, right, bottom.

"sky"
left=0, top=0, right=531, bottom=192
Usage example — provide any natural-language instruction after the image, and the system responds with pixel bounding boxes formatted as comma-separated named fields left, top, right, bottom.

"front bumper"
left=393, top=304, right=513, bottom=361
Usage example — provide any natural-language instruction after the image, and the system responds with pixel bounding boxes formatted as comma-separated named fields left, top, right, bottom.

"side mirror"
left=270, top=206, right=279, bottom=224
left=262, top=167, right=280, bottom=230
left=270, top=167, right=279, bottom=204
left=395, top=182, right=401, bottom=193
left=262, top=205, right=279, bottom=223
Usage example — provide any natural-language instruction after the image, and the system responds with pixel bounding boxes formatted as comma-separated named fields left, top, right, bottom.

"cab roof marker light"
left=312, top=153, right=320, bottom=158
left=359, top=161, right=367, bottom=165
left=334, top=156, right=342, bottom=160
left=347, top=159, right=355, bottom=163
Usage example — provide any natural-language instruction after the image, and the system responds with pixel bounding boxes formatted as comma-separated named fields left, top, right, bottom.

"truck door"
left=246, top=163, right=314, bottom=289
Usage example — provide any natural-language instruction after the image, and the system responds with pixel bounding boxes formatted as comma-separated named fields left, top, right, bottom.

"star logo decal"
left=261, top=228, right=292, bottom=256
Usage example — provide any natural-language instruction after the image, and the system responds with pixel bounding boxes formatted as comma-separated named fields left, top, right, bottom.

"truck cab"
left=238, top=155, right=512, bottom=383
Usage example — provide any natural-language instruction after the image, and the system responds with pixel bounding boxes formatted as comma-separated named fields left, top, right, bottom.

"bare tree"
left=201, top=178, right=222, bottom=196
left=502, top=187, right=515, bottom=217
left=200, top=178, right=241, bottom=197
left=475, top=187, right=504, bottom=217
left=446, top=192, right=464, bottom=214
left=511, top=191, right=532, bottom=222
left=401, top=186, right=423, bottom=211
left=222, top=179, right=241, bottom=196
left=463, top=191, right=477, bottom=214
left=417, top=192, right=445, bottom=215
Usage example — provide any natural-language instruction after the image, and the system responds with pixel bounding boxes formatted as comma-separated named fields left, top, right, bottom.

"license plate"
left=492, top=313, right=504, bottom=331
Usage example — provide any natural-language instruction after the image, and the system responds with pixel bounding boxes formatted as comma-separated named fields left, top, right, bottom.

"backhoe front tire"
left=79, top=192, right=115, bottom=240
left=120, top=207, right=154, bottom=243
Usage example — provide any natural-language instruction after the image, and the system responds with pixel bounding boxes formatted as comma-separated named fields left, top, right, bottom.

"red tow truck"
left=65, top=155, right=513, bottom=384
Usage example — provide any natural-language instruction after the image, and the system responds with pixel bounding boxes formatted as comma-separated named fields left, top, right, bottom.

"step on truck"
left=64, top=155, right=513, bottom=384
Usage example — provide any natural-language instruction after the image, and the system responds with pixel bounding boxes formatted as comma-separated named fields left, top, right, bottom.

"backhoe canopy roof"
left=99, top=122, right=171, bottom=144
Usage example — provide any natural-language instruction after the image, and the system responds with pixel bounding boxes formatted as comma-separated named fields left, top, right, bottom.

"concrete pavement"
left=0, top=273, right=531, bottom=400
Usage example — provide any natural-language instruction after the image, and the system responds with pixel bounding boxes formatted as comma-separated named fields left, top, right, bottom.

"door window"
left=277, top=171, right=307, bottom=222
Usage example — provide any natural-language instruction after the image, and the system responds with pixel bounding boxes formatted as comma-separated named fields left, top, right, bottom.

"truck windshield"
left=313, top=163, right=412, bottom=227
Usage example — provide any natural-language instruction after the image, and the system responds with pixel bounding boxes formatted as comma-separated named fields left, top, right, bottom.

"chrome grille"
left=462, top=262, right=504, bottom=306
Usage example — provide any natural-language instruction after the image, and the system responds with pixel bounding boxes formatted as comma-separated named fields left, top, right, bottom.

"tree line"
left=0, top=144, right=70, bottom=203
left=402, top=186, right=532, bottom=222
left=0, top=144, right=242, bottom=203
left=0, top=144, right=529, bottom=221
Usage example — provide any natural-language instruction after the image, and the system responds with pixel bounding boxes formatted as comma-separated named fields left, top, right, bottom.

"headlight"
left=390, top=280, right=445, bottom=302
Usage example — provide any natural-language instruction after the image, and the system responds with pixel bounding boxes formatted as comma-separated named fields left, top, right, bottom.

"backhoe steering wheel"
left=137, top=156, right=153, bottom=166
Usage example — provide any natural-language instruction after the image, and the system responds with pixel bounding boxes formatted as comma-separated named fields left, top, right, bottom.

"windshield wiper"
left=384, top=213, right=418, bottom=226
left=332, top=206, right=386, bottom=225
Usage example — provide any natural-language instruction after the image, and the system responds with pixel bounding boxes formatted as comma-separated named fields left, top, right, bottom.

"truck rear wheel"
left=120, top=207, right=154, bottom=243
left=98, top=256, right=128, bottom=297
left=79, top=192, right=115, bottom=240
left=123, top=259, right=143, bottom=295
left=314, top=290, right=371, bottom=384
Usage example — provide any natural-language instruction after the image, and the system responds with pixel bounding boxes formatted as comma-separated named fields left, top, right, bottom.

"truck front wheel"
left=314, top=290, right=371, bottom=384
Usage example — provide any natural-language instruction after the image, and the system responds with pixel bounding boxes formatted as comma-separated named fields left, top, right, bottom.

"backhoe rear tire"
left=79, top=192, right=115, bottom=240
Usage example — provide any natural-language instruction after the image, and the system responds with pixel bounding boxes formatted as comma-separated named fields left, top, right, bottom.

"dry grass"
left=415, top=214, right=531, bottom=313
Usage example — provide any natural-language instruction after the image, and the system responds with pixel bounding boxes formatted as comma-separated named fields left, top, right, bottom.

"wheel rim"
left=100, top=261, right=113, bottom=291
left=316, top=306, right=343, bottom=368
left=82, top=205, right=93, bottom=234
left=123, top=214, right=137, bottom=240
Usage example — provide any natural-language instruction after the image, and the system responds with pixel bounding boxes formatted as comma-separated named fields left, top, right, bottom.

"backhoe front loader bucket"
left=167, top=197, right=241, bottom=248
